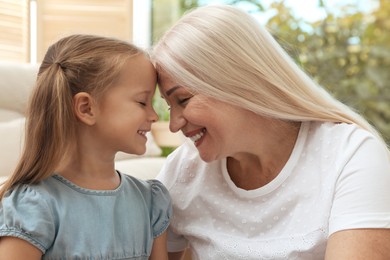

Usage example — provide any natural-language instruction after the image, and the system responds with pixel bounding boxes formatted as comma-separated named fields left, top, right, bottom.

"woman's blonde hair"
left=0, top=34, right=143, bottom=198
left=152, top=5, right=385, bottom=143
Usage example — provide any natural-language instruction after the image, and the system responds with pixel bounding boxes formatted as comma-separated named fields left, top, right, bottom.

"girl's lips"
left=137, top=130, right=147, bottom=136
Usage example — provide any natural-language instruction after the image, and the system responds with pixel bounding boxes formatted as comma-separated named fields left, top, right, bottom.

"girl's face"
left=158, top=73, right=256, bottom=162
left=94, top=54, right=158, bottom=156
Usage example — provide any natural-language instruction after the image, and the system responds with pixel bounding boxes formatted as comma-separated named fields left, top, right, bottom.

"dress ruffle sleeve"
left=147, top=179, right=172, bottom=238
left=0, top=184, right=55, bottom=253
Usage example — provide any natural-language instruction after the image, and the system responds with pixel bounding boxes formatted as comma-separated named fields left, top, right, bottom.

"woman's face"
left=158, top=73, right=256, bottom=162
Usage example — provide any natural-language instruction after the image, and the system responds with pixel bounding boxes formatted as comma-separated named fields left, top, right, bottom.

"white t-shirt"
left=157, top=121, right=390, bottom=260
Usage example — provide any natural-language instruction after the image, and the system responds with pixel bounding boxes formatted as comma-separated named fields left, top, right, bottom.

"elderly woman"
left=152, top=4, right=390, bottom=260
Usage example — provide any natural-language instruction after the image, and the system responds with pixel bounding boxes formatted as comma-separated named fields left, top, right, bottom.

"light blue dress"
left=0, top=171, right=172, bottom=259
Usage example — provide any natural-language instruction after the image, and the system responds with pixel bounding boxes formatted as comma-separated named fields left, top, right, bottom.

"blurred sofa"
left=0, top=61, right=168, bottom=183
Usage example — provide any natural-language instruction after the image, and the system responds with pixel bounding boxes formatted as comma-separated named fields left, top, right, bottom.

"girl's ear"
left=73, top=92, right=97, bottom=125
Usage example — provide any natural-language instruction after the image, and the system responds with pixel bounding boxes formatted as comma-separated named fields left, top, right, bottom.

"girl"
left=0, top=34, right=171, bottom=259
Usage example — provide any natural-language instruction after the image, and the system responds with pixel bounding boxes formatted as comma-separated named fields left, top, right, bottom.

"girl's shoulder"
left=0, top=180, right=57, bottom=253
left=121, top=173, right=172, bottom=210
left=1, top=178, right=55, bottom=206
left=122, top=173, right=169, bottom=195
left=121, top=173, right=172, bottom=237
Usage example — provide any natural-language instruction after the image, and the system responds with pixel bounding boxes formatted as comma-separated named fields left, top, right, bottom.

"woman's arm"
left=325, top=228, right=390, bottom=259
left=149, top=231, right=168, bottom=260
left=0, top=236, right=42, bottom=260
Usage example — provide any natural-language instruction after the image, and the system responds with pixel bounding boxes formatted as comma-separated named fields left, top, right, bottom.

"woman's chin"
left=198, top=151, right=216, bottom=163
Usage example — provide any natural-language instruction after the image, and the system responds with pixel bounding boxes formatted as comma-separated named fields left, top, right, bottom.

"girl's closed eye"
left=138, top=101, right=147, bottom=107
left=137, top=96, right=153, bottom=107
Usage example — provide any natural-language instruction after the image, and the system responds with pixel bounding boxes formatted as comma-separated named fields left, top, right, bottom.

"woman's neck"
left=227, top=121, right=301, bottom=190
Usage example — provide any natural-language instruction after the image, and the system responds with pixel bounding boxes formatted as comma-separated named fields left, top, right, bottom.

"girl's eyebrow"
left=166, top=85, right=181, bottom=96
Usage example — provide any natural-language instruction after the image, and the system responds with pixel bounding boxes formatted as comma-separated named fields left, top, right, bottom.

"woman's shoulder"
left=310, top=121, right=372, bottom=138
left=307, top=121, right=382, bottom=147
left=307, top=121, right=388, bottom=163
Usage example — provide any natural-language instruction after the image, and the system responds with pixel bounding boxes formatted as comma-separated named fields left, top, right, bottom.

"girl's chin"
left=134, top=148, right=147, bottom=155
left=125, top=146, right=146, bottom=156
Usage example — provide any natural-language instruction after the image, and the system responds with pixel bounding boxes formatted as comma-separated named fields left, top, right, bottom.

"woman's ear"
left=73, top=92, right=97, bottom=125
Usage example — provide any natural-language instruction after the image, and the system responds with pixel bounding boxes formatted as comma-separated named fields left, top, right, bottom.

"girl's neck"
left=57, top=153, right=120, bottom=190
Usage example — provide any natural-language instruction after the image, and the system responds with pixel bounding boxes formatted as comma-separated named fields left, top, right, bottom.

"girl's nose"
left=149, top=107, right=159, bottom=122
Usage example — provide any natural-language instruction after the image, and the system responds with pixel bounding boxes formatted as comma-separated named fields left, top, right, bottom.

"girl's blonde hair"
left=0, top=34, right=143, bottom=198
left=152, top=5, right=386, bottom=144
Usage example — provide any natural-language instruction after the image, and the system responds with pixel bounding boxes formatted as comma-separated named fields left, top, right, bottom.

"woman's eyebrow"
left=166, top=85, right=181, bottom=96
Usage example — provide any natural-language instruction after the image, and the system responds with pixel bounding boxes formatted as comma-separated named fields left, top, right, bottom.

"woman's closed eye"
left=178, top=96, right=193, bottom=106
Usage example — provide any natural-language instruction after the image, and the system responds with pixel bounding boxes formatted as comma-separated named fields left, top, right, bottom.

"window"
left=0, top=0, right=30, bottom=62
left=0, top=0, right=153, bottom=63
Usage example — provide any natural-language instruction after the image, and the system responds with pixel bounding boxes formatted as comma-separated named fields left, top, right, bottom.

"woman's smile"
left=187, top=128, right=207, bottom=146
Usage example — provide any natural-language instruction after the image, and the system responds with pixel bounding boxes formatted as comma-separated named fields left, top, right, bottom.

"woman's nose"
left=169, top=110, right=186, bottom=133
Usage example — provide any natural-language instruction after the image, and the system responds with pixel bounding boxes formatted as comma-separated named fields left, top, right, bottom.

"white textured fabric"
left=157, top=121, right=390, bottom=260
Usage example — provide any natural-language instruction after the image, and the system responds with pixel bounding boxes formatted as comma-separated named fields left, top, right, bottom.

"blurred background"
left=1, top=0, right=389, bottom=145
